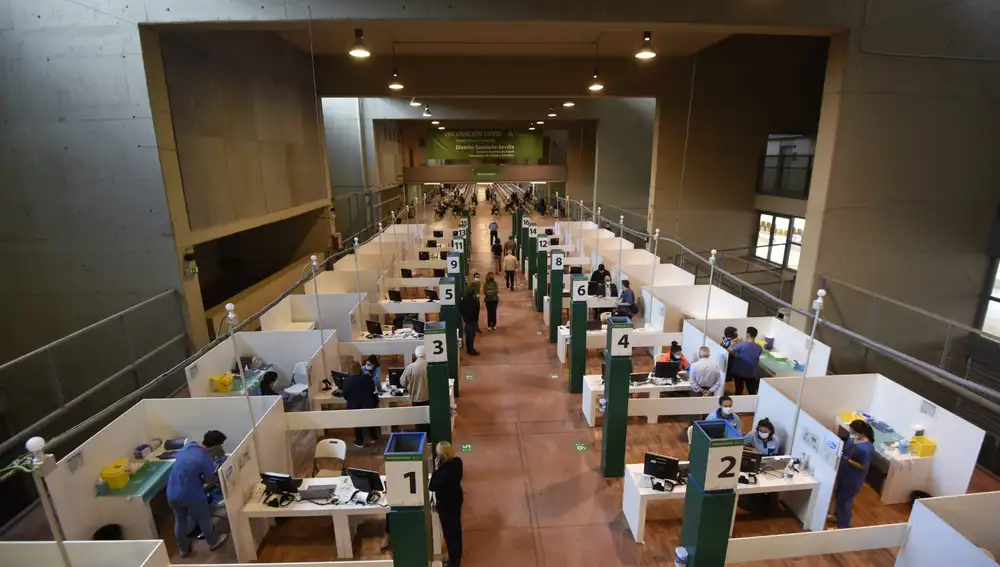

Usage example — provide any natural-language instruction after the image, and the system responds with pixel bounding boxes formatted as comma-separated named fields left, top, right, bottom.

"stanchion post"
left=600, top=315, right=633, bottom=477
left=386, top=432, right=432, bottom=567
left=519, top=215, right=530, bottom=268
left=568, top=276, right=589, bottom=394
left=548, top=249, right=565, bottom=343
left=534, top=233, right=549, bottom=312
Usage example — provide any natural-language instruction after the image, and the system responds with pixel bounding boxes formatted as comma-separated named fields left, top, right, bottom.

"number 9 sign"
left=447, top=256, right=460, bottom=274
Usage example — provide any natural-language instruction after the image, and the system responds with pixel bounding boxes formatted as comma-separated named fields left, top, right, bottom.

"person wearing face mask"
left=706, top=395, right=741, bottom=433
left=744, top=418, right=779, bottom=455
left=729, top=326, right=763, bottom=395
left=468, top=272, right=481, bottom=299
left=459, top=287, right=481, bottom=356
left=657, top=341, right=690, bottom=370
left=483, top=272, right=500, bottom=330
left=829, top=419, right=875, bottom=528
left=363, top=354, right=382, bottom=391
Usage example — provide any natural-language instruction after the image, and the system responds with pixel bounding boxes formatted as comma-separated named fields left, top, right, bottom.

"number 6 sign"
left=572, top=277, right=588, bottom=302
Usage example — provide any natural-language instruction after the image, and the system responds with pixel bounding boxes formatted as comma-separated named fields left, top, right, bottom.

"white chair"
left=314, top=438, right=347, bottom=477
left=686, top=426, right=693, bottom=445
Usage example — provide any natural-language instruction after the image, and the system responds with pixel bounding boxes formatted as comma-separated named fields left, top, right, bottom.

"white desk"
left=241, top=476, right=442, bottom=560
left=543, top=294, right=621, bottom=325
left=622, top=462, right=819, bottom=543
left=374, top=299, right=442, bottom=318
left=581, top=374, right=692, bottom=427
left=556, top=326, right=606, bottom=364
left=383, top=277, right=441, bottom=288
left=316, top=379, right=456, bottom=434
left=556, top=325, right=677, bottom=363
left=270, top=321, right=317, bottom=331
left=338, top=337, right=424, bottom=365
left=399, top=259, right=447, bottom=270
left=833, top=417, right=934, bottom=505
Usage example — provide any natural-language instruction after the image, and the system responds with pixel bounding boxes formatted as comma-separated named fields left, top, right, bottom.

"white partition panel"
left=312, top=270, right=382, bottom=301
left=622, top=263, right=695, bottom=289
left=238, top=330, right=329, bottom=390
left=692, top=316, right=831, bottom=377
left=0, top=540, right=169, bottom=567
left=728, top=524, right=907, bottom=564
left=895, top=498, right=999, bottom=567
left=259, top=295, right=293, bottom=330
left=681, top=321, right=728, bottom=381
left=291, top=293, right=365, bottom=335
left=766, top=375, right=878, bottom=430
left=918, top=492, right=1000, bottom=561
left=333, top=253, right=393, bottom=272
left=220, top=431, right=269, bottom=563
left=787, top=408, right=842, bottom=532
left=652, top=285, right=748, bottom=332
left=870, top=375, right=985, bottom=496
left=752, top=380, right=800, bottom=455
left=184, top=335, right=237, bottom=398
left=143, top=397, right=259, bottom=453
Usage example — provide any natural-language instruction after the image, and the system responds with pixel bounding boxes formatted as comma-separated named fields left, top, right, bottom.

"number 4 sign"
left=609, top=323, right=632, bottom=357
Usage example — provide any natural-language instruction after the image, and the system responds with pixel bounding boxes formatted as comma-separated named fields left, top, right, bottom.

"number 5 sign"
left=439, top=282, right=456, bottom=305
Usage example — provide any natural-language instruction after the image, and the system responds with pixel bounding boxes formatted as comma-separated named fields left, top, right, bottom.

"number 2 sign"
left=702, top=441, right=744, bottom=491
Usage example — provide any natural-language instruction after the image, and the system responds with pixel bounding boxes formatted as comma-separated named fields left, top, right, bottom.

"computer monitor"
left=569, top=265, right=583, bottom=275
left=404, top=317, right=425, bottom=334
left=388, top=367, right=404, bottom=388
left=741, top=450, right=762, bottom=474
left=427, top=240, right=437, bottom=248
left=347, top=467, right=385, bottom=493
left=630, top=372, right=649, bottom=384
left=550, top=237, right=560, bottom=245
left=588, top=281, right=603, bottom=296
left=433, top=268, right=447, bottom=278
left=586, top=319, right=603, bottom=332
left=439, top=251, right=448, bottom=260
left=331, top=370, right=347, bottom=390
left=388, top=290, right=402, bottom=303
left=544, top=228, right=554, bottom=236
left=261, top=472, right=302, bottom=494
left=643, top=453, right=679, bottom=481
left=366, top=320, right=384, bottom=336
left=452, top=229, right=460, bottom=237
left=654, top=360, right=680, bottom=379
left=433, top=230, right=444, bottom=238
left=418, top=251, right=430, bottom=261
left=401, top=268, right=413, bottom=278
left=425, top=289, right=439, bottom=301
left=613, top=304, right=631, bottom=317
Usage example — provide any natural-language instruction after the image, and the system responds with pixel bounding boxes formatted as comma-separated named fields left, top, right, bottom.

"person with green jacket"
left=467, top=272, right=481, bottom=298
left=483, top=272, right=500, bottom=330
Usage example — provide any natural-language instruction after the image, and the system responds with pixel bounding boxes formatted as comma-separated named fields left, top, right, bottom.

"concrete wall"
left=321, top=98, right=366, bottom=198
left=566, top=122, right=598, bottom=204
left=594, top=98, right=656, bottom=230
left=159, top=31, right=328, bottom=233
left=648, top=35, right=828, bottom=252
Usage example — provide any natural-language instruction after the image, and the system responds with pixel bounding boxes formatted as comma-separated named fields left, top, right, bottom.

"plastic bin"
left=210, top=372, right=234, bottom=393
left=100, top=459, right=130, bottom=490
left=909, top=435, right=937, bottom=457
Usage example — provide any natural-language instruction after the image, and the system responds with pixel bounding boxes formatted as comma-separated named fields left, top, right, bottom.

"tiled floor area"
left=7, top=206, right=1000, bottom=567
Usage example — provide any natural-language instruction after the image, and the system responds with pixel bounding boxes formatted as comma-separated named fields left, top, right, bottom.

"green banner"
left=427, top=129, right=542, bottom=160
left=473, top=167, right=501, bottom=179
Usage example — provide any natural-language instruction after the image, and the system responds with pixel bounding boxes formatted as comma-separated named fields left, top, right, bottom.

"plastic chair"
left=686, top=426, right=693, bottom=445
left=314, top=438, right=347, bottom=477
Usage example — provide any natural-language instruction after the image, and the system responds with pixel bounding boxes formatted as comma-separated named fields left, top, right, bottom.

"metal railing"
left=757, top=154, right=813, bottom=199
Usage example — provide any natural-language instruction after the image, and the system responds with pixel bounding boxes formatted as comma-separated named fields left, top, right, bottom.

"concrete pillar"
left=566, top=122, right=597, bottom=203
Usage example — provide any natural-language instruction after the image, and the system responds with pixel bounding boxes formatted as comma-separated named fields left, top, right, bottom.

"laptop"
left=433, top=230, right=444, bottom=238
left=366, top=320, right=384, bottom=337
left=404, top=317, right=425, bottom=334
left=439, top=251, right=448, bottom=260
left=433, top=269, right=447, bottom=277
left=388, top=290, right=402, bottom=302
left=630, top=372, right=650, bottom=384
left=425, top=289, right=439, bottom=302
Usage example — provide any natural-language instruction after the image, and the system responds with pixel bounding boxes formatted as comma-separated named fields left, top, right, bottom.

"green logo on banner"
left=460, top=443, right=474, bottom=453
left=573, top=443, right=589, bottom=452
left=464, top=373, right=474, bottom=381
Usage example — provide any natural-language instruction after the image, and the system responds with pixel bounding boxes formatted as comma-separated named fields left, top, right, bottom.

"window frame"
left=753, top=211, right=805, bottom=271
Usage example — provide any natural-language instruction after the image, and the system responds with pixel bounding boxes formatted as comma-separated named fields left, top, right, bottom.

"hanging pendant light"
left=547, top=105, right=557, bottom=117
left=528, top=121, right=536, bottom=131
left=562, top=101, right=576, bottom=107
left=388, top=69, right=404, bottom=90
left=635, top=31, right=656, bottom=59
left=589, top=70, right=604, bottom=92
left=349, top=28, right=370, bottom=58
left=423, top=105, right=432, bottom=117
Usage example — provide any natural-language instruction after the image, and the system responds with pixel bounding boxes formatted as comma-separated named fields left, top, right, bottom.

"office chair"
left=314, top=438, right=347, bottom=477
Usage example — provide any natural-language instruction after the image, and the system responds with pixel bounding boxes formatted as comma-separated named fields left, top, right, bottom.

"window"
left=982, top=263, right=1000, bottom=338
left=754, top=212, right=805, bottom=270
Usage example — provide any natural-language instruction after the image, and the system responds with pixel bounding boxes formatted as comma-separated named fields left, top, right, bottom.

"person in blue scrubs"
left=166, top=430, right=228, bottom=556
left=743, top=418, right=779, bottom=455
left=830, top=419, right=875, bottom=529
left=364, top=355, right=383, bottom=389
left=705, top=395, right=741, bottom=433
left=730, top=326, right=763, bottom=395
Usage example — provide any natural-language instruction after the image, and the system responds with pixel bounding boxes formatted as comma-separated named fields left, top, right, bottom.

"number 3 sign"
left=425, top=329, right=447, bottom=364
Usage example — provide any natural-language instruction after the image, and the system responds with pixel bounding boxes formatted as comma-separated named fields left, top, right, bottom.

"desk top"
left=625, top=462, right=818, bottom=499
left=584, top=374, right=691, bottom=393
left=97, top=459, right=173, bottom=502
left=377, top=299, right=442, bottom=313
left=243, top=476, right=390, bottom=518
left=274, top=321, right=317, bottom=332
left=834, top=417, right=930, bottom=461
left=758, top=351, right=799, bottom=376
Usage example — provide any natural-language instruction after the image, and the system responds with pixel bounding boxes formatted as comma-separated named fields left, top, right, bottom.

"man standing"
left=502, top=235, right=516, bottom=256
left=488, top=218, right=499, bottom=246
left=687, top=346, right=722, bottom=396
left=730, top=326, right=763, bottom=395
left=400, top=346, right=429, bottom=430
left=459, top=288, right=481, bottom=355
left=502, top=250, right=519, bottom=290
left=166, top=431, right=229, bottom=557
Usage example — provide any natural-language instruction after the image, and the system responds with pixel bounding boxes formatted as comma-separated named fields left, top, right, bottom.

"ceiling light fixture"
left=528, top=122, right=536, bottom=131
left=547, top=105, right=557, bottom=117
left=563, top=101, right=575, bottom=108
left=431, top=120, right=440, bottom=125
left=536, top=120, right=545, bottom=125
left=589, top=42, right=604, bottom=92
left=409, top=97, right=421, bottom=107
left=438, top=126, right=445, bottom=130
left=635, top=31, right=656, bottom=59
left=423, top=105, right=432, bottom=117
left=349, top=28, right=370, bottom=58
left=388, top=69, right=404, bottom=90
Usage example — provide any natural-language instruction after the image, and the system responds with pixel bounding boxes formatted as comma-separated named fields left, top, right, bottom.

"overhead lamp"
left=562, top=101, right=575, bottom=108
left=438, top=126, right=445, bottom=130
left=528, top=125, right=536, bottom=131
left=535, top=120, right=545, bottom=125
left=409, top=97, right=421, bottom=107
left=589, top=70, right=604, bottom=92
left=547, top=105, right=557, bottom=117
left=388, top=69, right=404, bottom=90
left=635, top=31, right=656, bottom=59
left=431, top=120, right=440, bottom=125
left=349, top=28, right=370, bottom=58
left=422, top=105, right=432, bottom=117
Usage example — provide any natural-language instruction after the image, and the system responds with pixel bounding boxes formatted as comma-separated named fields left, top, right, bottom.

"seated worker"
left=744, top=418, right=779, bottom=456
left=706, top=395, right=741, bottom=433
left=657, top=341, right=690, bottom=370
left=166, top=431, right=229, bottom=556
left=687, top=346, right=722, bottom=396
left=602, top=274, right=618, bottom=298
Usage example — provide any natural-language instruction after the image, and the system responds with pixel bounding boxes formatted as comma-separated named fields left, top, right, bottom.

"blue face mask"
left=363, top=364, right=373, bottom=372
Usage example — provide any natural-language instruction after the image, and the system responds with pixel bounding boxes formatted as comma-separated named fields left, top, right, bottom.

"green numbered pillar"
left=519, top=215, right=529, bottom=268
left=600, top=316, right=633, bottom=478
left=526, top=222, right=538, bottom=291
left=386, top=432, right=432, bottom=567
left=512, top=210, right=521, bottom=257
left=548, top=250, right=564, bottom=343
left=568, top=276, right=589, bottom=394
left=423, top=322, right=452, bottom=443
left=680, top=420, right=744, bottom=567
left=535, top=234, right=549, bottom=312
left=445, top=255, right=462, bottom=398
left=460, top=215, right=471, bottom=253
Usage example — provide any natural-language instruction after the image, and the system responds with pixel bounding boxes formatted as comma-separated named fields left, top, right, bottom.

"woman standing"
left=484, top=272, right=500, bottom=330
left=830, top=419, right=875, bottom=528
left=430, top=441, right=464, bottom=567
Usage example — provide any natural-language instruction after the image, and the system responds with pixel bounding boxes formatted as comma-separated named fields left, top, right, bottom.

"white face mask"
left=721, top=407, right=732, bottom=416
left=474, top=277, right=480, bottom=283
left=758, top=431, right=770, bottom=440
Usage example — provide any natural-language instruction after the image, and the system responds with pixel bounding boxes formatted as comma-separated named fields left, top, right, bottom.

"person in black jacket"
left=430, top=441, right=464, bottom=567
left=459, top=288, right=480, bottom=355
left=342, top=361, right=379, bottom=447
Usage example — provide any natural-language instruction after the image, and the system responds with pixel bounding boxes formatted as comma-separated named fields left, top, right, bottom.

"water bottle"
left=674, top=546, right=689, bottom=567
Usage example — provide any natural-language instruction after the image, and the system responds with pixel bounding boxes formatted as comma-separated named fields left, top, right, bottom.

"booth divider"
left=0, top=540, right=170, bottom=567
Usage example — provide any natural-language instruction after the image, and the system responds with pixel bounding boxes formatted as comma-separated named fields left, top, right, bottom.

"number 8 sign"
left=550, top=253, right=564, bottom=271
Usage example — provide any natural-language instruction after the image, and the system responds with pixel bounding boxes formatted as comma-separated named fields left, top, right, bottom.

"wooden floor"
left=6, top=206, right=1000, bottom=567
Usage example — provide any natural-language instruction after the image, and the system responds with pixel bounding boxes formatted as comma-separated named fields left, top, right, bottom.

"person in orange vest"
left=657, top=341, right=690, bottom=371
